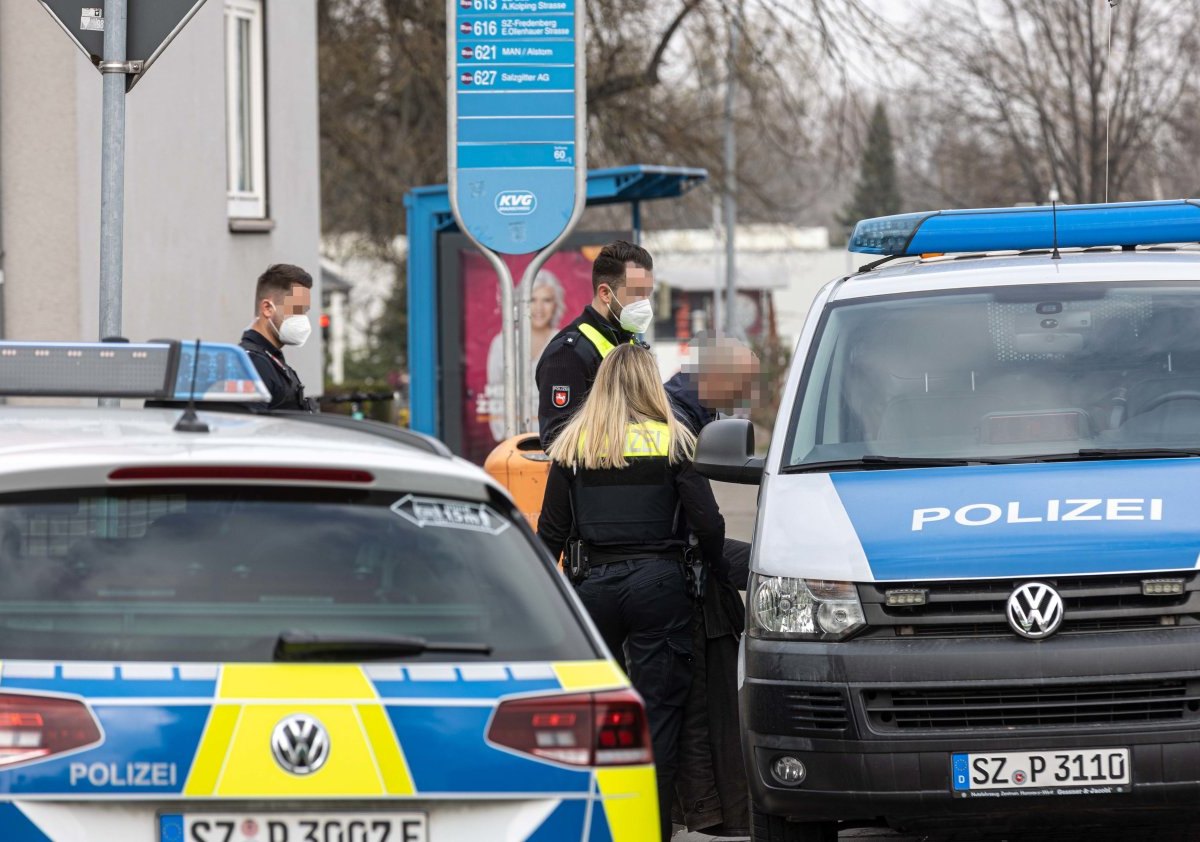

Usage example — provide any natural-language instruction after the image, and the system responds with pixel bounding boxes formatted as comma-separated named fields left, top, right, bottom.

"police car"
left=695, top=201, right=1200, bottom=839
left=0, top=340, right=656, bottom=840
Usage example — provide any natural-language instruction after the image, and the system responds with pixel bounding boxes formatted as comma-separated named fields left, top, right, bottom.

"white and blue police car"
left=0, top=340, right=657, bottom=841
left=696, top=200, right=1200, bottom=840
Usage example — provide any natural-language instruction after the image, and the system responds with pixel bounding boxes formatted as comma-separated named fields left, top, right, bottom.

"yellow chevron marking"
left=184, top=704, right=240, bottom=796
left=552, top=660, right=627, bottom=692
left=218, top=665, right=376, bottom=700
left=215, top=704, right=383, bottom=797
left=357, top=704, right=416, bottom=795
left=596, top=766, right=659, bottom=841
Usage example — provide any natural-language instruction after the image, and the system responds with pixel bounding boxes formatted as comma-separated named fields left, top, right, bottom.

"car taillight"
left=0, top=693, right=102, bottom=767
left=486, top=688, right=652, bottom=767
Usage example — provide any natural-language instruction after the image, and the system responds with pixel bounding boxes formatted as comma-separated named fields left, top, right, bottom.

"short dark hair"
left=591, top=240, right=653, bottom=293
left=255, top=264, right=313, bottom=311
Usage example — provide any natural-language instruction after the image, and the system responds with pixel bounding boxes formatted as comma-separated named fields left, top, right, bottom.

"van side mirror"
left=694, top=418, right=765, bottom=485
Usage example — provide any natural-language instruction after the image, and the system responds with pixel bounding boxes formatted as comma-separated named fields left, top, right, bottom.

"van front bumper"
left=742, top=629, right=1200, bottom=825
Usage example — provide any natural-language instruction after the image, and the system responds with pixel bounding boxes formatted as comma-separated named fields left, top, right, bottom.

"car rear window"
left=0, top=486, right=596, bottom=662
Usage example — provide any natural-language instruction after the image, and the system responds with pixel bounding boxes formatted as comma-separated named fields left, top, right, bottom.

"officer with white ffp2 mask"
left=240, top=263, right=319, bottom=412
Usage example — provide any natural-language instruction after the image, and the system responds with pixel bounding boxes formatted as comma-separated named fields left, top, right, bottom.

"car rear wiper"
left=1018, top=448, right=1200, bottom=463
left=780, top=455, right=998, bottom=474
left=273, top=629, right=493, bottom=662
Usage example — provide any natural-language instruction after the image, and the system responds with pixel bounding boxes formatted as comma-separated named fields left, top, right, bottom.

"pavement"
left=710, top=480, right=758, bottom=542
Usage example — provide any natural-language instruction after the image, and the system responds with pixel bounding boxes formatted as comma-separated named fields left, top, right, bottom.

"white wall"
left=0, top=1, right=83, bottom=342
left=774, top=249, right=872, bottom=350
left=1, top=0, right=323, bottom=391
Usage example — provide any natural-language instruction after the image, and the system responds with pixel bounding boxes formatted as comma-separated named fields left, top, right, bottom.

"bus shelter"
left=404, top=164, right=707, bottom=459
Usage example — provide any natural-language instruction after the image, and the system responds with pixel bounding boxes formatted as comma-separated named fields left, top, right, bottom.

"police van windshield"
left=0, top=487, right=595, bottom=662
left=786, top=282, right=1200, bottom=468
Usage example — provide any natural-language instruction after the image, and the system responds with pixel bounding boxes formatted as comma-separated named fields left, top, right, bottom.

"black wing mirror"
left=694, top=418, right=764, bottom=485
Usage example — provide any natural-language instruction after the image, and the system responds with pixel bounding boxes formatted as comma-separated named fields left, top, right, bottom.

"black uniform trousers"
left=574, top=557, right=693, bottom=842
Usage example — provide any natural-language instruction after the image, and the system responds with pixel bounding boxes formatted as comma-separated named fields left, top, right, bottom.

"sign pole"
left=516, top=0, right=587, bottom=433
left=448, top=0, right=585, bottom=443
left=99, top=0, right=128, bottom=344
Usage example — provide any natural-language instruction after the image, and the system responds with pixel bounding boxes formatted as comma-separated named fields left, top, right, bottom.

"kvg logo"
left=495, top=190, right=537, bottom=216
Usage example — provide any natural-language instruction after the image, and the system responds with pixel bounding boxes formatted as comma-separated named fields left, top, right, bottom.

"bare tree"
left=910, top=0, right=1200, bottom=206
left=317, top=0, right=890, bottom=380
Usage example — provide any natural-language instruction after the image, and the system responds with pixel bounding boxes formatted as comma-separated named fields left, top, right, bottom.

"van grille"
left=747, top=685, right=850, bottom=735
left=858, top=573, right=1200, bottom=638
left=863, top=679, right=1200, bottom=731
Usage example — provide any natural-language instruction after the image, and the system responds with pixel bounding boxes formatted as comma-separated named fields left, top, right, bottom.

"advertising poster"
left=460, top=245, right=601, bottom=465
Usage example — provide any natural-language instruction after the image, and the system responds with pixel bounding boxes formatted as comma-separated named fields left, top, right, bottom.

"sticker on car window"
left=390, top=495, right=511, bottom=535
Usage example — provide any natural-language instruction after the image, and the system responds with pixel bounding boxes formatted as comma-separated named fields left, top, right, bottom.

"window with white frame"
left=225, top=0, right=267, bottom=219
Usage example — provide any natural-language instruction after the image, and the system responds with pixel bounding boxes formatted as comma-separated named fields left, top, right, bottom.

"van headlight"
left=749, top=574, right=866, bottom=641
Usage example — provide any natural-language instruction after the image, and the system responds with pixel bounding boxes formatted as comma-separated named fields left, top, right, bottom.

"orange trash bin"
left=484, top=433, right=552, bottom=531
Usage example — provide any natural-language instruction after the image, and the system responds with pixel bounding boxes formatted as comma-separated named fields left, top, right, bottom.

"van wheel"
left=750, top=803, right=837, bottom=841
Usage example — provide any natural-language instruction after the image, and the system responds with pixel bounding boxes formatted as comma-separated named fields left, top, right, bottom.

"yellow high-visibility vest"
left=577, top=323, right=634, bottom=360
left=579, top=420, right=672, bottom=458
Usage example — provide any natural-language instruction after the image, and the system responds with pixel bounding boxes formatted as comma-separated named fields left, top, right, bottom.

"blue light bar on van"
left=848, top=199, right=1200, bottom=256
left=0, top=340, right=270, bottom=402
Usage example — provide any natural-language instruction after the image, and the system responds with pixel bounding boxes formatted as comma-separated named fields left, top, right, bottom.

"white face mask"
left=270, top=312, right=312, bottom=347
left=611, top=294, right=654, bottom=334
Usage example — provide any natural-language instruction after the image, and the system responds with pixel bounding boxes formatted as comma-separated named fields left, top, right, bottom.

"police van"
left=0, top=340, right=656, bottom=840
left=695, top=201, right=1200, bottom=840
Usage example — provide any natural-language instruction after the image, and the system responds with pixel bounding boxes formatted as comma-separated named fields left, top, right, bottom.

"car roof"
left=834, top=249, right=1200, bottom=301
left=0, top=406, right=497, bottom=500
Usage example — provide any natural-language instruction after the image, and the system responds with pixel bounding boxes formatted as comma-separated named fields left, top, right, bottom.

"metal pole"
left=445, top=0, right=517, bottom=439
left=515, top=0, right=588, bottom=435
left=722, top=0, right=742, bottom=339
left=99, top=0, right=128, bottom=348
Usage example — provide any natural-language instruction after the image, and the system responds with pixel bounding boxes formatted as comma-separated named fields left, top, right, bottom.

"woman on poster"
left=484, top=270, right=566, bottom=441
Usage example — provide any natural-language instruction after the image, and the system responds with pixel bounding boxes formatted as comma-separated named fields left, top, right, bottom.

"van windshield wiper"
left=273, top=630, right=493, bottom=662
left=780, top=455, right=997, bottom=474
left=1018, top=448, right=1200, bottom=463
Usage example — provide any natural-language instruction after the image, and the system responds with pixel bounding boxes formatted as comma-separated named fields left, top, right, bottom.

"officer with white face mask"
left=536, top=240, right=656, bottom=448
left=240, top=263, right=319, bottom=412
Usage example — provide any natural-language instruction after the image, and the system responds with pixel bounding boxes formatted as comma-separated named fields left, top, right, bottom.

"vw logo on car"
left=271, top=714, right=330, bottom=775
left=1006, top=582, right=1065, bottom=639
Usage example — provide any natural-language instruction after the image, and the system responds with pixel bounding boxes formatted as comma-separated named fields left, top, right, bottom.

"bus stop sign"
left=448, top=0, right=585, bottom=255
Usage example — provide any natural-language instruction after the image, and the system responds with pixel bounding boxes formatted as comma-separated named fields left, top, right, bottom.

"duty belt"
left=585, top=546, right=687, bottom=568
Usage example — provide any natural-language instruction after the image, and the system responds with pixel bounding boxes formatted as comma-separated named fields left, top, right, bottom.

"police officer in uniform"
left=240, top=263, right=318, bottom=412
left=538, top=344, right=727, bottom=841
left=536, top=240, right=655, bottom=448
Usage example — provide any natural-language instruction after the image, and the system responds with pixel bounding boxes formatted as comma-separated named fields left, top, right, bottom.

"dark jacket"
left=535, top=306, right=639, bottom=449
left=239, top=328, right=316, bottom=412
left=538, top=453, right=726, bottom=578
left=663, top=373, right=749, bottom=834
left=665, top=371, right=718, bottom=435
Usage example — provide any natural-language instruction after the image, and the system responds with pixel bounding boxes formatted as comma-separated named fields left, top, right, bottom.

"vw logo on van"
left=495, top=190, right=537, bottom=216
left=1006, top=582, right=1064, bottom=639
left=271, top=714, right=330, bottom=775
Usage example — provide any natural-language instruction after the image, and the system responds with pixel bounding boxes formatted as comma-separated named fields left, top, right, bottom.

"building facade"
left=0, top=0, right=323, bottom=390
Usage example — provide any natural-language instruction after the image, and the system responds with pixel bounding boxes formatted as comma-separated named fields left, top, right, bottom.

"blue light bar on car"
left=173, top=342, right=272, bottom=403
left=0, top=340, right=270, bottom=402
left=848, top=199, right=1200, bottom=256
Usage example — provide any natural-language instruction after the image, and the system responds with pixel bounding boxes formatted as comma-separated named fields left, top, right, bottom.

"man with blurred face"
left=536, top=240, right=656, bottom=448
left=667, top=337, right=761, bottom=434
left=240, top=263, right=318, bottom=412
left=667, top=336, right=761, bottom=837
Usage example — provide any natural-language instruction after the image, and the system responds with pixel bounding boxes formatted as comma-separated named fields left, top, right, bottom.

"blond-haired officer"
left=537, top=343, right=727, bottom=841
